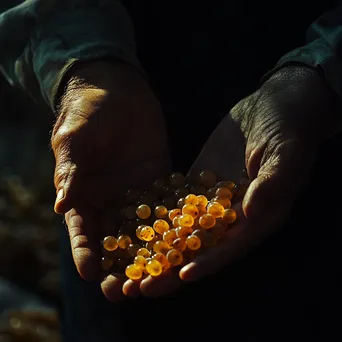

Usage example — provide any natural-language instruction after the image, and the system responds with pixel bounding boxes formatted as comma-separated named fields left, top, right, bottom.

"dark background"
left=0, top=1, right=339, bottom=340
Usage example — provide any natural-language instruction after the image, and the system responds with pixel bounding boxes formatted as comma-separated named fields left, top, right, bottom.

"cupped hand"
left=50, top=60, right=171, bottom=301
left=120, top=66, right=340, bottom=298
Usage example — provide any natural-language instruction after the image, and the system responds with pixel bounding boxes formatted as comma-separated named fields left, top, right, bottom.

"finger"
left=122, top=279, right=142, bottom=298
left=179, top=204, right=279, bottom=282
left=139, top=269, right=182, bottom=297
left=54, top=163, right=81, bottom=214
left=65, top=207, right=102, bottom=281
left=180, top=141, right=306, bottom=282
left=52, top=131, right=81, bottom=214
left=243, top=139, right=313, bottom=220
left=101, top=274, right=126, bottom=302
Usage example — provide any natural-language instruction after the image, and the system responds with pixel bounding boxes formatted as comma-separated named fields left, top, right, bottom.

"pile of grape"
left=101, top=170, right=248, bottom=281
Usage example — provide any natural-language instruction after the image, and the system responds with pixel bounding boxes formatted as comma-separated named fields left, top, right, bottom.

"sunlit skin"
left=99, top=168, right=247, bottom=294
left=58, top=63, right=332, bottom=302
left=99, top=166, right=245, bottom=299
left=54, top=60, right=170, bottom=303
left=112, top=66, right=335, bottom=299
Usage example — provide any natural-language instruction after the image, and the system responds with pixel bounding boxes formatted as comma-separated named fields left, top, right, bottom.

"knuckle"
left=53, top=162, right=76, bottom=189
left=51, top=125, right=73, bottom=151
left=53, top=166, right=67, bottom=189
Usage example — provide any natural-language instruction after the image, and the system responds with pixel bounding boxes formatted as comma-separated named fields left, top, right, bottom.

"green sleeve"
left=262, top=5, right=342, bottom=97
left=0, top=1, right=143, bottom=110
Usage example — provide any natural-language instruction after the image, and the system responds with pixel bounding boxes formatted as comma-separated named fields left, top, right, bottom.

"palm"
left=101, top=66, right=335, bottom=300
left=109, top=103, right=315, bottom=299
left=101, top=115, right=248, bottom=300
left=51, top=63, right=171, bottom=287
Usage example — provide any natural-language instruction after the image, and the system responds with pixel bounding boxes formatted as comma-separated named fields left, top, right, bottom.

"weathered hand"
left=181, top=66, right=340, bottom=281
left=118, top=66, right=340, bottom=299
left=51, top=60, right=171, bottom=301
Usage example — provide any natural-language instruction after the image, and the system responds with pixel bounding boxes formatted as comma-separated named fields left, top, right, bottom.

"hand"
left=181, top=66, right=340, bottom=280
left=119, top=65, right=340, bottom=298
left=51, top=60, right=171, bottom=301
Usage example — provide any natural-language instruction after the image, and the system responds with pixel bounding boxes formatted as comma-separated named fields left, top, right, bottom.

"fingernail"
left=242, top=190, right=261, bottom=219
left=54, top=188, right=64, bottom=212
left=179, top=262, right=200, bottom=281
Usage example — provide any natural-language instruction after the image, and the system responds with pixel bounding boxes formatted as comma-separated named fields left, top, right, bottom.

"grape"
left=136, top=247, right=151, bottom=258
left=169, top=172, right=186, bottom=188
left=233, top=184, right=248, bottom=197
left=168, top=208, right=182, bottom=221
left=100, top=170, right=242, bottom=280
left=184, top=194, right=199, bottom=206
left=182, top=204, right=199, bottom=219
left=177, top=198, right=186, bottom=208
left=199, top=214, right=216, bottom=229
left=206, top=187, right=218, bottom=200
left=196, top=195, right=208, bottom=207
left=192, top=228, right=207, bottom=241
left=134, top=255, right=147, bottom=270
left=103, top=236, right=118, bottom=252
left=154, top=205, right=168, bottom=218
left=151, top=253, right=170, bottom=270
left=211, top=196, right=231, bottom=208
left=153, top=219, right=170, bottom=234
left=166, top=249, right=183, bottom=266
left=216, top=180, right=235, bottom=190
left=178, top=214, right=194, bottom=227
left=186, top=235, right=201, bottom=250
left=136, top=225, right=146, bottom=240
left=140, top=226, right=155, bottom=241
left=163, top=229, right=178, bottom=245
left=146, top=259, right=163, bottom=276
left=197, top=204, right=207, bottom=216
left=117, top=235, right=132, bottom=249
left=145, top=236, right=160, bottom=250
left=198, top=170, right=216, bottom=188
left=223, top=208, right=237, bottom=224
left=172, top=215, right=181, bottom=228
left=172, top=237, right=187, bottom=252
left=136, top=204, right=151, bottom=219
left=153, top=240, right=170, bottom=254
left=207, top=202, right=225, bottom=218
left=175, top=226, right=193, bottom=238
left=215, top=187, right=233, bottom=199
left=125, top=264, right=143, bottom=280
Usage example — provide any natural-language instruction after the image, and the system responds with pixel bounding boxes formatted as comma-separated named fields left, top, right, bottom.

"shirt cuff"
left=17, top=6, right=144, bottom=110
left=261, top=39, right=342, bottom=97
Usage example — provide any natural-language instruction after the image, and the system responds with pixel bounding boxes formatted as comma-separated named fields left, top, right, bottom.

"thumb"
left=242, top=139, right=313, bottom=221
left=53, top=147, right=79, bottom=214
left=179, top=139, right=313, bottom=282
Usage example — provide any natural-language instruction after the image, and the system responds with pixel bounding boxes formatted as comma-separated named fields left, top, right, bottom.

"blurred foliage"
left=0, top=75, right=61, bottom=341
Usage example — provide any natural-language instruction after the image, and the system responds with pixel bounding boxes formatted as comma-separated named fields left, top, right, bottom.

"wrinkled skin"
left=51, top=60, right=170, bottom=301
left=52, top=62, right=339, bottom=301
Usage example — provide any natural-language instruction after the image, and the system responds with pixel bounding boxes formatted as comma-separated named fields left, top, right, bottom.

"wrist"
left=56, top=59, right=144, bottom=109
left=262, top=65, right=326, bottom=95
left=260, top=65, right=342, bottom=142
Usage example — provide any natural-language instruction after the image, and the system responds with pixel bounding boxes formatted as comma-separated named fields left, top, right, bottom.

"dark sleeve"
left=0, top=0, right=144, bottom=110
left=262, top=4, right=342, bottom=97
